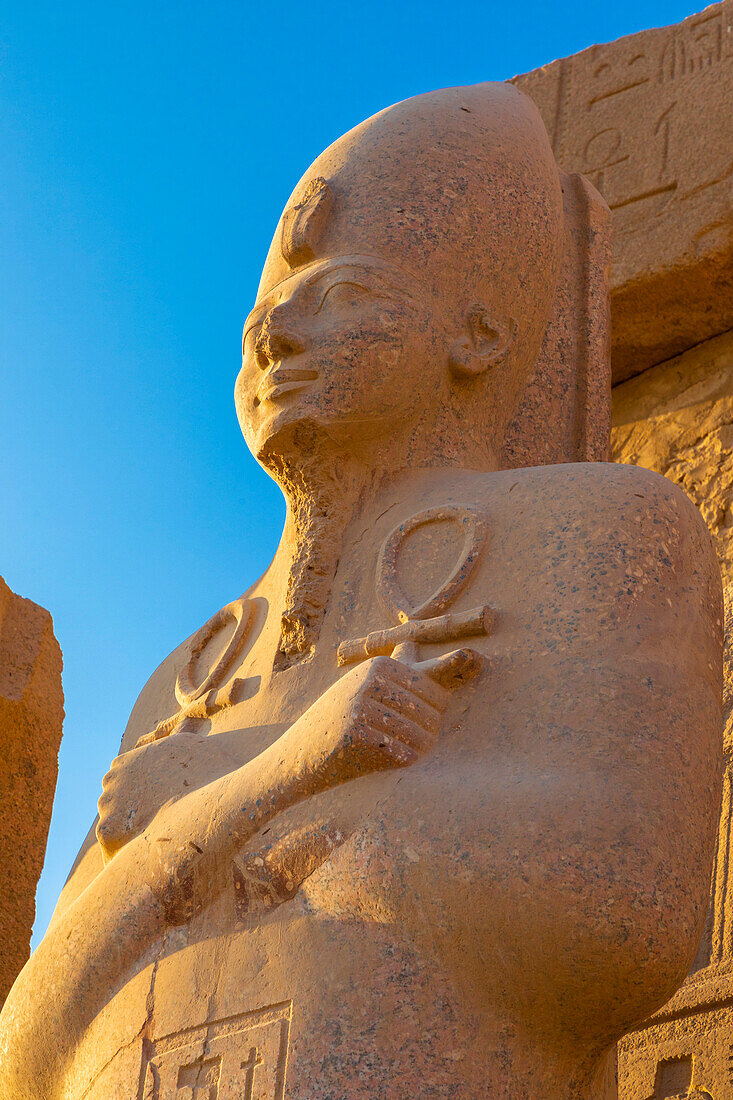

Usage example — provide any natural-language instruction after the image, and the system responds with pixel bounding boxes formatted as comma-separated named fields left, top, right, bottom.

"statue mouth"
left=255, top=368, right=318, bottom=407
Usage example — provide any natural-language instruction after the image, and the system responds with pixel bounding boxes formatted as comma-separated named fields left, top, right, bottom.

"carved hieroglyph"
left=513, top=1, right=733, bottom=382
left=337, top=507, right=493, bottom=670
left=0, top=577, right=63, bottom=1007
left=141, top=1002, right=292, bottom=1100
left=0, top=82, right=723, bottom=1100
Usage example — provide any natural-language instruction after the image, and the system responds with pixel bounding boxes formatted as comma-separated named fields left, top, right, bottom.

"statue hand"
left=305, top=654, right=453, bottom=779
left=96, top=729, right=233, bottom=862
left=131, top=645, right=485, bottom=928
left=143, top=654, right=459, bottom=923
left=103, top=648, right=475, bottom=880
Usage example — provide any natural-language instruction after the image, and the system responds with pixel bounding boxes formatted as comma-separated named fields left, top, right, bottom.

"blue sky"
left=1, top=0, right=695, bottom=943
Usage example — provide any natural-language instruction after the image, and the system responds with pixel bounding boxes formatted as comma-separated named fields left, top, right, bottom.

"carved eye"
left=315, top=280, right=373, bottom=314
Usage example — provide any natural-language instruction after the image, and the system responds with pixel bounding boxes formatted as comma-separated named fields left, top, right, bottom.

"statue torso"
left=4, top=462, right=721, bottom=1100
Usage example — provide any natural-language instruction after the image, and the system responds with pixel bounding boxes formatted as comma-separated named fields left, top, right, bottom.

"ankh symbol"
left=337, top=506, right=495, bottom=676
left=136, top=597, right=255, bottom=747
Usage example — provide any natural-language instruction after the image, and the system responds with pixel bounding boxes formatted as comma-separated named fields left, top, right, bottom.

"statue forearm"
left=147, top=654, right=449, bottom=917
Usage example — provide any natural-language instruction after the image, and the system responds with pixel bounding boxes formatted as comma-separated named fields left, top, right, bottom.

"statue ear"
left=449, top=306, right=515, bottom=379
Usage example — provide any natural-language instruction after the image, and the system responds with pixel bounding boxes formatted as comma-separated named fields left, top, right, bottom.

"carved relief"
left=281, top=177, right=333, bottom=269
left=659, top=8, right=726, bottom=83
left=141, top=1003, right=292, bottom=1100
left=136, top=598, right=257, bottom=747
left=650, top=1056, right=693, bottom=1098
left=581, top=127, right=630, bottom=196
left=543, top=23, right=725, bottom=219
left=572, top=84, right=678, bottom=214
left=338, top=506, right=494, bottom=670
left=512, top=2, right=732, bottom=383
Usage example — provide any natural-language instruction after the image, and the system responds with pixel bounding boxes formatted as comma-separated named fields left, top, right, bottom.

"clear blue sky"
left=1, top=0, right=695, bottom=944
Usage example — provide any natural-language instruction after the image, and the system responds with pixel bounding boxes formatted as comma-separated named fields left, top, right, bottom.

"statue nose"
left=255, top=315, right=305, bottom=364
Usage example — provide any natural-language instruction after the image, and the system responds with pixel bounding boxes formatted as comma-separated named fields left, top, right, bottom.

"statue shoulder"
left=435, top=461, right=722, bottom=641
left=387, top=463, right=721, bottom=618
left=481, top=461, right=719, bottom=598
left=492, top=461, right=723, bottom=662
left=537, top=461, right=719, bottom=589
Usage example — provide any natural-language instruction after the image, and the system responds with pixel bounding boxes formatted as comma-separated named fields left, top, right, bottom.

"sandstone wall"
left=0, top=577, right=64, bottom=1005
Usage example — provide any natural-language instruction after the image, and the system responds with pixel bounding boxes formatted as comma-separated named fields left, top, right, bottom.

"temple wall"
left=512, top=0, right=732, bottom=385
left=612, top=330, right=733, bottom=592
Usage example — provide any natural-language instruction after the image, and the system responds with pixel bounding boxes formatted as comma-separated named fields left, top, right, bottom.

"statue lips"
left=256, top=366, right=318, bottom=406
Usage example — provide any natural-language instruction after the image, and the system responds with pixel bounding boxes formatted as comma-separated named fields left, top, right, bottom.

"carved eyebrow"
left=306, top=262, right=414, bottom=299
left=243, top=260, right=415, bottom=341
left=242, top=305, right=271, bottom=341
left=313, top=278, right=377, bottom=315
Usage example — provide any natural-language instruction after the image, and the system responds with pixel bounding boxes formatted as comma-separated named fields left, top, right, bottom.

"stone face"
left=0, top=577, right=63, bottom=1006
left=0, top=83, right=723, bottom=1100
left=513, top=1, right=733, bottom=383
left=612, top=330, right=733, bottom=1098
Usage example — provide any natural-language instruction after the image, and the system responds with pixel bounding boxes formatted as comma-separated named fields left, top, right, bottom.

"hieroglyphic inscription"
left=176, top=1055, right=221, bottom=1098
left=659, top=5, right=727, bottom=81
left=141, top=1002, right=291, bottom=1100
left=512, top=2, right=733, bottom=380
left=521, top=3, right=732, bottom=219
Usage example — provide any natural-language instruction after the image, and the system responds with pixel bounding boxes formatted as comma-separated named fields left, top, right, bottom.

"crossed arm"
left=96, top=651, right=473, bottom=912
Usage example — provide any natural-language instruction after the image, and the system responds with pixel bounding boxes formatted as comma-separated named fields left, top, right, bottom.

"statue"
left=0, top=82, right=723, bottom=1100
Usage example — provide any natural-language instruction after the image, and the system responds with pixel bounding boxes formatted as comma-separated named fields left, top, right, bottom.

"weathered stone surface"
left=612, top=329, right=733, bottom=584
left=513, top=1, right=733, bottom=383
left=612, top=329, right=733, bottom=1098
left=0, top=83, right=723, bottom=1100
left=0, top=577, right=63, bottom=1006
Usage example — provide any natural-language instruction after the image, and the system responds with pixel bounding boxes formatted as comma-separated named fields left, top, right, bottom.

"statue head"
left=235, top=82, right=564, bottom=476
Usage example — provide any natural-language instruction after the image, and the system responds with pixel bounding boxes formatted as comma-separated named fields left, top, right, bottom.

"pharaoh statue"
left=0, top=82, right=724, bottom=1100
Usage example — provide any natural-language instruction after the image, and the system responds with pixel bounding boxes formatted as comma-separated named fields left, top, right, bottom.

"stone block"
left=513, top=2, right=733, bottom=382
left=0, top=577, right=63, bottom=1005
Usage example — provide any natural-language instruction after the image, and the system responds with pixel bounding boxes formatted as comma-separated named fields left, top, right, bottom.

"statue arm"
left=102, top=655, right=450, bottom=906
left=0, top=654, right=455, bottom=1087
left=416, top=469, right=724, bottom=1030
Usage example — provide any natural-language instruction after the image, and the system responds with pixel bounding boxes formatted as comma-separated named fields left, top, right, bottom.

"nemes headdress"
left=259, top=82, right=611, bottom=466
